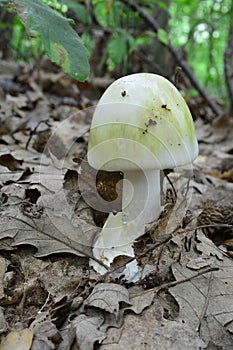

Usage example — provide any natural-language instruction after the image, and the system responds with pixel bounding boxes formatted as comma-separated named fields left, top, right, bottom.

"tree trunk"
left=0, top=9, right=15, bottom=59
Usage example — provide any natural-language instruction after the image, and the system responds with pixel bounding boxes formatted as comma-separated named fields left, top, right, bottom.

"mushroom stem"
left=122, top=169, right=162, bottom=230
left=90, top=170, right=162, bottom=276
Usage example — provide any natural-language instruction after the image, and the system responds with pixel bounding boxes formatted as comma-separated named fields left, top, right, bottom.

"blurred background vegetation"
left=0, top=0, right=233, bottom=108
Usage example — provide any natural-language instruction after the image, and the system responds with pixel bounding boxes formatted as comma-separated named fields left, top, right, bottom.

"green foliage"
left=91, top=0, right=156, bottom=73
left=11, top=16, right=43, bottom=60
left=61, top=0, right=91, bottom=24
left=0, top=0, right=232, bottom=101
left=157, top=28, right=169, bottom=45
left=107, top=32, right=128, bottom=69
left=169, top=0, right=232, bottom=99
left=3, top=0, right=90, bottom=81
left=93, top=0, right=124, bottom=28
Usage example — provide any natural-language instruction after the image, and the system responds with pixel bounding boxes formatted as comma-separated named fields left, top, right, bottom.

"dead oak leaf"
left=126, top=286, right=154, bottom=314
left=0, top=204, right=98, bottom=260
left=84, top=283, right=131, bottom=319
left=195, top=230, right=223, bottom=260
left=73, top=313, right=106, bottom=350
left=170, top=255, right=233, bottom=347
left=30, top=312, right=62, bottom=349
left=100, top=303, right=205, bottom=350
left=199, top=314, right=233, bottom=349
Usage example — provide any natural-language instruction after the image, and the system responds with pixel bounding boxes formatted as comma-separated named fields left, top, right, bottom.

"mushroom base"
left=90, top=169, right=162, bottom=278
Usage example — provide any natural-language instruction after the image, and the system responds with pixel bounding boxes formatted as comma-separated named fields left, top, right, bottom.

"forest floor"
left=0, top=59, right=233, bottom=350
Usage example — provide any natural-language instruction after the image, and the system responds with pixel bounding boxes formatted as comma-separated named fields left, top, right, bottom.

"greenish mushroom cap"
left=88, top=73, right=198, bottom=171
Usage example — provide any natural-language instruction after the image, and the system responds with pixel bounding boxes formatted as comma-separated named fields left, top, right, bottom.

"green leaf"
left=9, top=0, right=90, bottom=81
left=107, top=33, right=127, bottom=69
left=157, top=28, right=169, bottom=45
left=155, top=1, right=168, bottom=10
left=61, top=0, right=91, bottom=25
left=0, top=0, right=10, bottom=5
left=132, top=31, right=155, bottom=50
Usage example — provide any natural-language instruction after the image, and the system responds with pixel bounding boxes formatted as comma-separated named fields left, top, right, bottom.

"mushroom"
left=87, top=73, right=198, bottom=276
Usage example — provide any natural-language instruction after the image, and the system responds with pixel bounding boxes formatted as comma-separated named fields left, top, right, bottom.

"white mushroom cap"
left=87, top=73, right=198, bottom=171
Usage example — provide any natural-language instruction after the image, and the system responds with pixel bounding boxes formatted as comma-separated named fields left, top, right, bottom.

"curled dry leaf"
left=73, top=313, right=106, bottom=350
left=68, top=284, right=155, bottom=350
left=84, top=283, right=131, bottom=319
left=195, top=230, right=223, bottom=260
left=0, top=152, right=23, bottom=171
left=126, top=286, right=155, bottom=314
left=30, top=313, right=62, bottom=350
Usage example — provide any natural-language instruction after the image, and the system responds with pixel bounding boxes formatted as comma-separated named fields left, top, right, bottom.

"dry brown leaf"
left=6, top=94, right=28, bottom=109
left=24, top=100, right=51, bottom=132
left=0, top=152, right=23, bottom=171
left=0, top=307, right=7, bottom=334
left=170, top=255, right=233, bottom=348
left=0, top=328, right=33, bottom=350
left=66, top=284, right=155, bottom=350
left=126, top=286, right=154, bottom=314
left=73, top=312, right=106, bottom=350
left=0, top=203, right=98, bottom=259
left=200, top=314, right=233, bottom=349
left=84, top=283, right=131, bottom=319
left=204, top=168, right=233, bottom=182
left=39, top=259, right=83, bottom=302
left=195, top=231, right=223, bottom=260
left=56, top=325, right=76, bottom=350
left=30, top=313, right=62, bottom=350
left=100, top=302, right=205, bottom=350
left=186, top=256, right=216, bottom=270
left=0, top=60, right=21, bottom=78
left=195, top=117, right=231, bottom=145
left=0, top=147, right=51, bottom=185
left=0, top=257, right=6, bottom=299
left=45, top=111, right=91, bottom=167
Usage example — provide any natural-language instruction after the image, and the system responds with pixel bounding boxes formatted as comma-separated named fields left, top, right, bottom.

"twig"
left=195, top=270, right=213, bottom=332
left=224, top=40, right=233, bottom=114
left=138, top=234, right=173, bottom=258
left=174, top=66, right=182, bottom=88
left=163, top=170, right=177, bottom=200
left=25, top=120, right=50, bottom=150
left=144, top=266, right=219, bottom=294
left=38, top=292, right=51, bottom=314
left=195, top=224, right=233, bottom=230
left=98, top=233, right=174, bottom=280
left=119, top=0, right=223, bottom=117
left=93, top=216, right=231, bottom=279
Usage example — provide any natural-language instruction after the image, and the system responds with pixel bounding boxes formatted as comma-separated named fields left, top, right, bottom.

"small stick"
left=143, top=266, right=219, bottom=294
left=163, top=170, right=177, bottom=200
left=174, top=66, right=182, bottom=88
left=195, top=271, right=213, bottom=332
